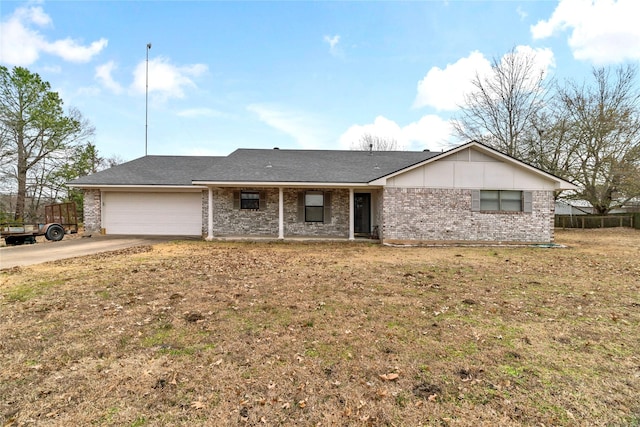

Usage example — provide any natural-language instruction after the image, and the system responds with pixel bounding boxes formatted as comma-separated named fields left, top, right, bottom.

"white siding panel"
left=483, top=163, right=515, bottom=188
left=387, top=166, right=426, bottom=187
left=514, top=172, right=557, bottom=190
left=103, top=192, right=202, bottom=236
left=454, top=162, right=483, bottom=187
left=423, top=161, right=455, bottom=187
left=441, top=148, right=499, bottom=162
left=470, top=149, right=499, bottom=162
left=390, top=159, right=557, bottom=190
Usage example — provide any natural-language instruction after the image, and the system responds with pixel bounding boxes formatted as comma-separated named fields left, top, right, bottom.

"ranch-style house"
left=69, top=141, right=577, bottom=244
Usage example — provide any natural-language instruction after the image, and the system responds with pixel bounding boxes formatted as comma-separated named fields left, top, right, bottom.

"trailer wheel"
left=45, top=224, right=65, bottom=241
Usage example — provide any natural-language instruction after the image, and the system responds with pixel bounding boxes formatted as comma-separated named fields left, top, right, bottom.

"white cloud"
left=0, top=5, right=107, bottom=66
left=402, top=115, right=457, bottom=149
left=131, top=57, right=208, bottom=101
left=0, top=6, right=47, bottom=65
left=323, top=34, right=342, bottom=57
left=413, top=46, right=554, bottom=112
left=516, top=6, right=528, bottom=20
left=338, top=115, right=456, bottom=151
left=95, top=61, right=123, bottom=94
left=506, top=46, right=555, bottom=82
left=531, top=0, right=640, bottom=64
left=339, top=116, right=402, bottom=148
left=247, top=104, right=330, bottom=149
left=43, top=37, right=108, bottom=63
left=413, top=51, right=491, bottom=111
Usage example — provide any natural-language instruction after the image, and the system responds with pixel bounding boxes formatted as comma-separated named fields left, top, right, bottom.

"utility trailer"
left=1, top=202, right=78, bottom=245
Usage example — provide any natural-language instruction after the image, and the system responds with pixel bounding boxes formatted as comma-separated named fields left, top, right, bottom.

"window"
left=297, top=191, right=332, bottom=224
left=240, top=191, right=260, bottom=210
left=305, top=191, right=324, bottom=222
left=480, top=190, right=523, bottom=212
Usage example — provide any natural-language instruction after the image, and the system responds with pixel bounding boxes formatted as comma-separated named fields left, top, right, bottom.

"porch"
left=204, top=187, right=382, bottom=241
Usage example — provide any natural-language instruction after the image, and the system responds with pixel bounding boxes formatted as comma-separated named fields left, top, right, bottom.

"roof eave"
left=554, top=182, right=579, bottom=191
left=68, top=184, right=207, bottom=190
left=191, top=180, right=377, bottom=188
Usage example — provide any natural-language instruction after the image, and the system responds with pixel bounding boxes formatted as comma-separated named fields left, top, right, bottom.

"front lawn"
left=1, top=229, right=639, bottom=426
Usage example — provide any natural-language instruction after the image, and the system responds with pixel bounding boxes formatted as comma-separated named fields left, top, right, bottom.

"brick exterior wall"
left=87, top=186, right=555, bottom=243
left=83, top=189, right=102, bottom=234
left=382, top=188, right=555, bottom=243
left=373, top=189, right=384, bottom=239
left=208, top=188, right=350, bottom=237
left=209, top=188, right=279, bottom=236
left=201, top=190, right=209, bottom=236
left=284, top=188, right=349, bottom=237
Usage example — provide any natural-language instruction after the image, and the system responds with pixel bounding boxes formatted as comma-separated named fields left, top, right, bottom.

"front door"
left=354, top=193, right=371, bottom=236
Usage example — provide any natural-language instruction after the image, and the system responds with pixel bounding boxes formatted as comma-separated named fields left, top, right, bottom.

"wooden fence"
left=555, top=214, right=635, bottom=229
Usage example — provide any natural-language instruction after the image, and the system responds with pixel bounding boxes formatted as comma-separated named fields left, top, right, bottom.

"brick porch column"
left=206, top=187, right=214, bottom=241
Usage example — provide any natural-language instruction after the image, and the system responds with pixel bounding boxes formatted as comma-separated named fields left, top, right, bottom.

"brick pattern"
left=208, top=188, right=350, bottom=237
left=87, top=186, right=556, bottom=243
left=283, top=188, right=349, bottom=237
left=210, top=188, right=279, bottom=236
left=382, top=188, right=555, bottom=243
left=201, top=190, right=209, bottom=236
left=373, top=189, right=384, bottom=239
left=83, top=189, right=102, bottom=233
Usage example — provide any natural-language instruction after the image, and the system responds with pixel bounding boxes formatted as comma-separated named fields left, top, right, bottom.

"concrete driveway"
left=0, top=235, right=180, bottom=269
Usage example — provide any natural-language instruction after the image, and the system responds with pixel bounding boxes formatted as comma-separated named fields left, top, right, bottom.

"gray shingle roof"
left=69, top=156, right=222, bottom=186
left=70, top=149, right=440, bottom=186
left=192, top=149, right=440, bottom=183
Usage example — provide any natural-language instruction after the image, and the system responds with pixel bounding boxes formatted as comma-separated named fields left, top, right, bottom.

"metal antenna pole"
left=145, top=43, right=152, bottom=156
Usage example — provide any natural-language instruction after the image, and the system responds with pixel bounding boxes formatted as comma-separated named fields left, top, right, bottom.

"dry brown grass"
left=1, top=229, right=639, bottom=426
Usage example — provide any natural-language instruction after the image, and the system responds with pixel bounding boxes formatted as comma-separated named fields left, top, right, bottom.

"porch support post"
left=349, top=188, right=355, bottom=241
left=278, top=187, right=284, bottom=239
left=206, top=186, right=214, bottom=241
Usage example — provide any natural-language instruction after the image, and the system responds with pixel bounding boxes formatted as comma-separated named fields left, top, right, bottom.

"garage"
left=102, top=191, right=203, bottom=236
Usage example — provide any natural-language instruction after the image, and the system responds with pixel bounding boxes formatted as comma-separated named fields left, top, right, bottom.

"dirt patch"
left=1, top=229, right=639, bottom=426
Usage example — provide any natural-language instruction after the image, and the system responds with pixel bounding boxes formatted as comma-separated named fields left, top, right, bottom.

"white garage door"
left=103, top=192, right=203, bottom=236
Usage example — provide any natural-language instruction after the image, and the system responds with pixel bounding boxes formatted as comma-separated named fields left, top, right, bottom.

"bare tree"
left=453, top=47, right=550, bottom=159
left=351, top=133, right=400, bottom=151
left=519, top=105, right=583, bottom=201
left=557, top=65, right=640, bottom=214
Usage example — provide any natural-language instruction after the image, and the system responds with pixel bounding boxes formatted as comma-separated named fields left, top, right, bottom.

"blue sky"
left=2, top=0, right=639, bottom=161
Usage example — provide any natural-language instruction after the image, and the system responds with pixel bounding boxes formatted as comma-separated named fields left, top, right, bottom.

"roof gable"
left=370, top=141, right=577, bottom=190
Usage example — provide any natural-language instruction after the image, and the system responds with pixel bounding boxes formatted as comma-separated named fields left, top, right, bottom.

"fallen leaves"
left=190, top=400, right=205, bottom=410
left=378, top=373, right=399, bottom=381
left=2, top=231, right=639, bottom=426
